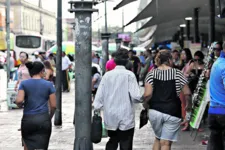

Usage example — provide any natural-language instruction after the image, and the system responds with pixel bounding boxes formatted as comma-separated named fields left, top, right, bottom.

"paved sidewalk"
left=0, top=83, right=208, bottom=150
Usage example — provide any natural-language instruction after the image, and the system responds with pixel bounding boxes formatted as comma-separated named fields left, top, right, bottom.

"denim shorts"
left=149, top=109, right=181, bottom=142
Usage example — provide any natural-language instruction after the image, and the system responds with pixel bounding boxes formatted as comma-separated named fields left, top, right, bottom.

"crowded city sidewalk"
left=0, top=83, right=208, bottom=150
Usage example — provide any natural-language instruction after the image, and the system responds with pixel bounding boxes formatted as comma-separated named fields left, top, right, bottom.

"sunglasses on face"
left=20, top=56, right=26, bottom=59
left=193, top=59, right=199, bottom=61
left=213, top=48, right=220, bottom=51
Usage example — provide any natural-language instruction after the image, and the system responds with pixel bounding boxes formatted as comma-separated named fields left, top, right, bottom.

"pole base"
left=74, top=138, right=93, bottom=150
left=54, top=109, right=62, bottom=126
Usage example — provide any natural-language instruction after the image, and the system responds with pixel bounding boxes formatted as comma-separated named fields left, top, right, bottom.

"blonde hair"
left=155, top=50, right=172, bottom=66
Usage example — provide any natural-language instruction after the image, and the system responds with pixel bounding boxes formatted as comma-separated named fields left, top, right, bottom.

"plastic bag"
left=102, top=122, right=108, bottom=138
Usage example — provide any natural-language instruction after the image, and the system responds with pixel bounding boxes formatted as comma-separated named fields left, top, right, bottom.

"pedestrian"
left=172, top=50, right=180, bottom=69
left=128, top=50, right=141, bottom=83
left=48, top=53, right=56, bottom=67
left=14, top=52, right=31, bottom=91
left=62, top=51, right=72, bottom=92
left=15, top=61, right=56, bottom=150
left=139, top=51, right=146, bottom=66
left=140, top=50, right=152, bottom=86
left=106, top=52, right=116, bottom=71
left=92, top=52, right=99, bottom=64
left=179, top=48, right=193, bottom=124
left=9, top=53, right=15, bottom=79
left=207, top=42, right=225, bottom=150
left=181, top=51, right=204, bottom=131
left=32, top=51, right=42, bottom=62
left=92, top=66, right=101, bottom=100
left=143, top=50, right=192, bottom=150
left=93, top=48, right=143, bottom=150
left=43, top=60, right=54, bottom=84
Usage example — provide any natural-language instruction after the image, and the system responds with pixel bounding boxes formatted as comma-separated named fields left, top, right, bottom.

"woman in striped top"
left=143, top=50, right=192, bottom=150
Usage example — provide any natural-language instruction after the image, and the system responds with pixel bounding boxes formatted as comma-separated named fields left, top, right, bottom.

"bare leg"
left=160, top=140, right=172, bottom=150
left=153, top=138, right=160, bottom=150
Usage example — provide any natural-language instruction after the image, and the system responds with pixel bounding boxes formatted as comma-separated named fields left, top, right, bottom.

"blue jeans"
left=207, top=114, right=225, bottom=150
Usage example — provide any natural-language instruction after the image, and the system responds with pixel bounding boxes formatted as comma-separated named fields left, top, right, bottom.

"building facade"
left=0, top=0, right=56, bottom=40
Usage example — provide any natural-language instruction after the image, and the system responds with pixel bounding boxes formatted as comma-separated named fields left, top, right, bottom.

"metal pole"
left=54, top=0, right=62, bottom=126
left=122, top=9, right=124, bottom=33
left=6, top=0, right=10, bottom=83
left=194, top=8, right=200, bottom=43
left=209, top=0, right=215, bottom=44
left=39, top=0, right=43, bottom=35
left=104, top=0, right=109, bottom=75
left=186, top=20, right=191, bottom=40
left=68, top=1, right=97, bottom=150
left=104, top=0, right=108, bottom=33
left=101, top=33, right=110, bottom=75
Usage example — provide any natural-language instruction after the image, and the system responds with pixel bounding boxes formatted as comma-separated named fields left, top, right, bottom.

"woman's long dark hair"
left=92, top=66, right=99, bottom=76
left=25, top=61, right=44, bottom=77
left=180, top=48, right=193, bottom=69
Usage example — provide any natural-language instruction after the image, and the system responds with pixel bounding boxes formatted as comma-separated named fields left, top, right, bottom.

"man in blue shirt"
left=208, top=42, right=225, bottom=150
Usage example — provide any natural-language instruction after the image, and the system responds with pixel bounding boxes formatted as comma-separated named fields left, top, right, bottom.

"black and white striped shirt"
left=145, top=68, right=188, bottom=96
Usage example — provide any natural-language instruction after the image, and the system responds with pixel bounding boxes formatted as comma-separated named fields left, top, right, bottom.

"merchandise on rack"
left=189, top=42, right=216, bottom=129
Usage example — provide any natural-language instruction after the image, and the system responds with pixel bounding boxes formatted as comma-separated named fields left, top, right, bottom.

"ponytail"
left=155, top=50, right=172, bottom=66
left=25, top=61, right=44, bottom=77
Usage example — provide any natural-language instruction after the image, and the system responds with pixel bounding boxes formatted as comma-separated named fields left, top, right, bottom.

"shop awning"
left=125, top=0, right=220, bottom=27
left=113, top=0, right=137, bottom=10
left=139, top=25, right=157, bottom=42
left=136, top=16, right=225, bottom=33
left=152, top=24, right=225, bottom=43
left=137, top=38, right=153, bottom=48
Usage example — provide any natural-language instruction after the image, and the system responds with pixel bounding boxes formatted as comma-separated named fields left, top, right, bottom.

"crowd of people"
left=92, top=42, right=225, bottom=150
left=8, top=41, right=225, bottom=150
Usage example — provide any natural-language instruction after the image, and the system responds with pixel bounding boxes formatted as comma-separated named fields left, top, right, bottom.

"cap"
left=34, top=52, right=39, bottom=55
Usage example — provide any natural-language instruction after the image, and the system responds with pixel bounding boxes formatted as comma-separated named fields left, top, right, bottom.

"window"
left=16, top=36, right=41, bottom=48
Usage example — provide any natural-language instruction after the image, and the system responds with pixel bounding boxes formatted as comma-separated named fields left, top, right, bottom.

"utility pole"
left=6, top=0, right=10, bottom=83
left=68, top=1, right=97, bottom=149
left=122, top=9, right=124, bottom=33
left=54, top=0, right=62, bottom=126
left=39, top=0, right=43, bottom=35
left=104, top=0, right=108, bottom=33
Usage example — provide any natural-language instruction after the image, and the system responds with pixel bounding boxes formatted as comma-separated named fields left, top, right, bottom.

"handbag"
left=139, top=109, right=148, bottom=129
left=91, top=111, right=102, bottom=144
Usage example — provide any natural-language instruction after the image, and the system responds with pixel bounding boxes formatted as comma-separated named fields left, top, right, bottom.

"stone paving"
left=0, top=83, right=208, bottom=150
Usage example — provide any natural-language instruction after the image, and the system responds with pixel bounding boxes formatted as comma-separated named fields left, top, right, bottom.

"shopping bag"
left=102, top=122, right=108, bottom=138
left=139, top=109, right=148, bottom=129
left=91, top=111, right=102, bottom=144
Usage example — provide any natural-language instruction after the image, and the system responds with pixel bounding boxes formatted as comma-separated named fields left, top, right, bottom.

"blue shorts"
left=149, top=109, right=181, bottom=142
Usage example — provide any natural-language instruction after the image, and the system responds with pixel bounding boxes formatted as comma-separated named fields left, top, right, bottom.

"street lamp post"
left=6, top=0, right=10, bottom=83
left=54, top=0, right=63, bottom=126
left=101, top=33, right=111, bottom=75
left=68, top=1, right=97, bottom=150
left=194, top=8, right=200, bottom=43
left=179, top=25, right=185, bottom=49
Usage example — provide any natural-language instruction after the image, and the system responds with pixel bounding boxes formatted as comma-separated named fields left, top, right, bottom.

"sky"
left=24, top=0, right=138, bottom=32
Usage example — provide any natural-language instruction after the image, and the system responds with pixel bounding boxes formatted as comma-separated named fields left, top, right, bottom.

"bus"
left=14, top=34, right=55, bottom=66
